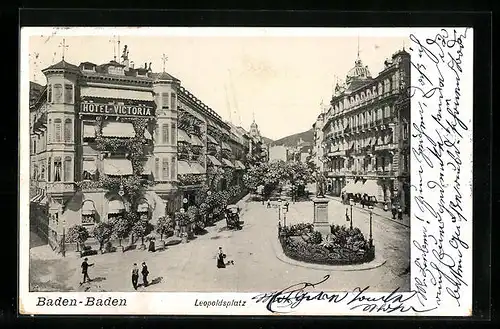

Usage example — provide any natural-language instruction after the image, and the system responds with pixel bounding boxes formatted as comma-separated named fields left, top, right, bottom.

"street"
left=30, top=199, right=410, bottom=293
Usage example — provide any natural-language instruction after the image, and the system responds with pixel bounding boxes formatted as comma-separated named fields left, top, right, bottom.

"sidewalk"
left=325, top=196, right=410, bottom=228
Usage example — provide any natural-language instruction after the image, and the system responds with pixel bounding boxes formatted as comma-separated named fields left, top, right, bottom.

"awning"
left=137, top=201, right=149, bottom=212
left=82, top=158, right=97, bottom=174
left=83, top=124, right=96, bottom=138
left=103, top=158, right=133, bottom=176
left=222, top=158, right=234, bottom=168
left=191, top=134, right=204, bottom=147
left=81, top=200, right=96, bottom=215
left=235, top=160, right=246, bottom=170
left=141, top=157, right=153, bottom=175
left=221, top=141, right=231, bottom=151
left=177, top=129, right=191, bottom=143
left=353, top=181, right=364, bottom=194
left=207, top=155, right=221, bottom=166
left=341, top=182, right=355, bottom=193
left=177, top=160, right=192, bottom=175
left=102, top=122, right=136, bottom=138
left=363, top=180, right=379, bottom=199
left=207, top=135, right=218, bottom=145
left=191, top=162, right=206, bottom=174
left=108, top=199, right=125, bottom=214
left=80, top=86, right=154, bottom=101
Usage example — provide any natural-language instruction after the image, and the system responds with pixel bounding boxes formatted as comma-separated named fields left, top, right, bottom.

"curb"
left=326, top=197, right=410, bottom=229
left=271, top=230, right=387, bottom=272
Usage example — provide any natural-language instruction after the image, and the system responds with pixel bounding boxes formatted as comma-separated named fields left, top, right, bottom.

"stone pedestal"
left=312, top=197, right=330, bottom=236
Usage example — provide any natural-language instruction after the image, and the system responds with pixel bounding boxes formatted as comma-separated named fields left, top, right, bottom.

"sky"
left=26, top=28, right=409, bottom=140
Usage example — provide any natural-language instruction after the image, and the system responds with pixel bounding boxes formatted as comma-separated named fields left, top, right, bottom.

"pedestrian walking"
left=148, top=237, right=155, bottom=252
left=131, top=263, right=139, bottom=290
left=217, top=247, right=226, bottom=269
left=391, top=202, right=397, bottom=219
left=80, top=257, right=94, bottom=285
left=141, top=262, right=149, bottom=287
left=345, top=208, right=350, bottom=222
left=266, top=200, right=271, bottom=208
left=284, top=201, right=289, bottom=212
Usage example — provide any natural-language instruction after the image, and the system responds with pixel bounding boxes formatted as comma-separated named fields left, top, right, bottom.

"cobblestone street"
left=30, top=199, right=410, bottom=293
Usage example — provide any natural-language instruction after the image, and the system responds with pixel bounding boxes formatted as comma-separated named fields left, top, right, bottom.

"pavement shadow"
left=138, top=277, right=163, bottom=289
left=90, top=276, right=106, bottom=283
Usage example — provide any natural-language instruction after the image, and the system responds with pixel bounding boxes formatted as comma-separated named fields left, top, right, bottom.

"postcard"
left=19, top=26, right=472, bottom=316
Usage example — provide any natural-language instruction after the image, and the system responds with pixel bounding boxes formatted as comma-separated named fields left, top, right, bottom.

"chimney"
left=144, top=62, right=147, bottom=69
left=130, top=61, right=134, bottom=69
left=148, top=62, right=152, bottom=71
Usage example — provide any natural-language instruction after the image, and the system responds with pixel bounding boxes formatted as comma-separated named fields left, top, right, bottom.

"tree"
left=112, top=217, right=131, bottom=247
left=65, top=225, right=89, bottom=252
left=92, top=222, right=114, bottom=252
left=155, top=215, right=173, bottom=241
left=131, top=220, right=153, bottom=248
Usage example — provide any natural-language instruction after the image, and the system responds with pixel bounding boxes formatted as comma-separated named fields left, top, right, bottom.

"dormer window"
left=108, top=66, right=125, bottom=76
left=80, top=62, right=96, bottom=72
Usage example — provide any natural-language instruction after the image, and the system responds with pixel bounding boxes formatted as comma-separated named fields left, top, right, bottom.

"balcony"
left=46, top=181, right=76, bottom=195
left=328, top=150, right=346, bottom=157
left=326, top=169, right=346, bottom=177
left=374, top=143, right=398, bottom=152
left=376, top=170, right=395, bottom=177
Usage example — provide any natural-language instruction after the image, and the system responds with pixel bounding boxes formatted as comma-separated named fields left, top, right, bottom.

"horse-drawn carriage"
left=225, top=205, right=242, bottom=230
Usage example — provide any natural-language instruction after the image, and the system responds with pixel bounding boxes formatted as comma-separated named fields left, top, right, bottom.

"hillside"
left=271, top=129, right=314, bottom=147
left=261, top=136, right=274, bottom=144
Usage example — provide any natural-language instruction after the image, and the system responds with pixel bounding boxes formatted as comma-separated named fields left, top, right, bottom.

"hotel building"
left=314, top=48, right=411, bottom=212
left=29, top=47, right=250, bottom=248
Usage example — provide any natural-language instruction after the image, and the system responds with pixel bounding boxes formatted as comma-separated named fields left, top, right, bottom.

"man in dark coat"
left=217, top=247, right=226, bottom=268
left=141, top=262, right=149, bottom=287
left=80, top=258, right=94, bottom=285
left=131, top=263, right=139, bottom=290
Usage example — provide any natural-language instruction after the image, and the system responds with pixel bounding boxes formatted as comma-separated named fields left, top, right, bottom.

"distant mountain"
left=271, top=129, right=314, bottom=147
left=261, top=136, right=274, bottom=144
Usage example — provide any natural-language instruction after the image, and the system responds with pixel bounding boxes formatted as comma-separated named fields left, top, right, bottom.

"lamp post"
left=278, top=198, right=282, bottom=222
left=61, top=218, right=66, bottom=257
left=349, top=198, right=353, bottom=229
left=368, top=205, right=374, bottom=247
left=183, top=197, right=188, bottom=211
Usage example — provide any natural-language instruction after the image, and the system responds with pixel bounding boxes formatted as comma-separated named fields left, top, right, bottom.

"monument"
left=313, top=172, right=330, bottom=236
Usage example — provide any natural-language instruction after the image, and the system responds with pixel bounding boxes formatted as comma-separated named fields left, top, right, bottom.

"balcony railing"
left=374, top=143, right=398, bottom=152
left=46, top=181, right=76, bottom=194
left=328, top=150, right=346, bottom=157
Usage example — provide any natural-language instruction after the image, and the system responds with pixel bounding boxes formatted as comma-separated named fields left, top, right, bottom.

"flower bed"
left=279, top=223, right=375, bottom=266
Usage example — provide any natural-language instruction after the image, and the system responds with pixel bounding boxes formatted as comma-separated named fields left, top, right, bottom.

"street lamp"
left=349, top=198, right=353, bottom=229
left=183, top=197, right=188, bottom=211
left=368, top=205, right=374, bottom=247
left=278, top=198, right=282, bottom=222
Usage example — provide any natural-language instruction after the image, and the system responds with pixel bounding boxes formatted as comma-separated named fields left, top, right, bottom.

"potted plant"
left=175, top=211, right=190, bottom=243
left=65, top=225, right=89, bottom=258
left=112, top=217, right=131, bottom=253
left=186, top=205, right=198, bottom=237
left=131, top=220, right=153, bottom=250
left=92, top=222, right=114, bottom=254
left=155, top=215, right=172, bottom=250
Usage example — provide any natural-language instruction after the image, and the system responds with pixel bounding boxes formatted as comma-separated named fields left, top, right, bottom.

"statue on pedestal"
left=316, top=172, right=326, bottom=198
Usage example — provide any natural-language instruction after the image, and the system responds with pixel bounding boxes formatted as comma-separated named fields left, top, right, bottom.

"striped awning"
left=191, top=162, right=206, bottom=174
left=177, top=129, right=191, bottom=143
left=221, top=141, right=231, bottom=151
left=191, top=134, right=204, bottom=147
left=30, top=189, right=46, bottom=203
left=108, top=199, right=125, bottom=214
left=80, top=86, right=154, bottom=101
left=207, top=135, right=218, bottom=145
left=363, top=180, right=379, bottom=199
left=103, top=158, right=133, bottom=176
left=81, top=200, right=96, bottom=215
left=102, top=122, right=136, bottom=138
left=83, top=158, right=97, bottom=174
left=221, top=158, right=234, bottom=168
left=207, top=155, right=222, bottom=166
left=177, top=160, right=192, bottom=175
left=235, top=160, right=246, bottom=170
left=83, top=123, right=96, bottom=138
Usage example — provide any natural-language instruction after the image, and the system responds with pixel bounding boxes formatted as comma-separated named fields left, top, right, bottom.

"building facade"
left=29, top=47, right=251, bottom=248
left=315, top=49, right=410, bottom=212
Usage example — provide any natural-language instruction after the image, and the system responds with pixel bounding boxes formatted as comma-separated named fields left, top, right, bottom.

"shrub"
left=65, top=225, right=89, bottom=252
left=282, top=223, right=314, bottom=236
left=155, top=216, right=173, bottom=241
left=131, top=220, right=153, bottom=246
left=175, top=211, right=190, bottom=227
left=112, top=217, right=131, bottom=247
left=92, top=222, right=114, bottom=251
left=309, top=231, right=322, bottom=245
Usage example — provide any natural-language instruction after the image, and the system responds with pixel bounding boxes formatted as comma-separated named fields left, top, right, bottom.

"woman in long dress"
left=217, top=247, right=226, bottom=268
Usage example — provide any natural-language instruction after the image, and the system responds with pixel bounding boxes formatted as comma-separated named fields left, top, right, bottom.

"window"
left=161, top=93, right=169, bottom=109
left=384, top=79, right=390, bottom=94
left=47, top=85, right=52, bottom=103
left=81, top=214, right=95, bottom=225
left=403, top=123, right=409, bottom=140
left=40, top=161, right=45, bottom=180
left=48, top=119, right=52, bottom=142
left=170, top=92, right=177, bottom=110
left=154, top=124, right=159, bottom=142
left=162, top=157, right=169, bottom=180
left=82, top=158, right=97, bottom=181
left=53, top=84, right=63, bottom=103
left=64, top=119, right=72, bottom=142
left=155, top=158, right=160, bottom=180
left=384, top=106, right=391, bottom=118
left=82, top=122, right=96, bottom=142
left=54, top=119, right=62, bottom=142
left=170, top=155, right=176, bottom=179
left=171, top=123, right=176, bottom=144
left=378, top=83, right=383, bottom=95
left=47, top=157, right=52, bottom=182
left=64, top=84, right=73, bottom=103
left=54, top=157, right=62, bottom=182
left=64, top=156, right=72, bottom=181
left=162, top=124, right=170, bottom=144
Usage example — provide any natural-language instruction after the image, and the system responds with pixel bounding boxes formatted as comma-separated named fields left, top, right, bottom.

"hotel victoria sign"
left=79, top=101, right=155, bottom=117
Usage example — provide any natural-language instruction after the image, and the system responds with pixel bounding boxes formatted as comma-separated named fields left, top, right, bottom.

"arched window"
left=162, top=157, right=169, bottom=180
left=161, top=93, right=169, bottom=109
left=384, top=79, right=391, bottom=94
left=378, top=83, right=383, bottom=95
left=64, top=118, right=72, bottom=142
left=64, top=156, right=72, bottom=181
left=54, top=119, right=62, bottom=142
left=53, top=84, right=63, bottom=103
left=81, top=200, right=96, bottom=226
left=155, top=158, right=160, bottom=180
left=64, top=84, right=73, bottom=103
left=54, top=157, right=62, bottom=182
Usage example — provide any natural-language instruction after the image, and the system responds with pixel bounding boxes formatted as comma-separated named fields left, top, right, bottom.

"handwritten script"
left=252, top=275, right=437, bottom=314
left=410, top=27, right=472, bottom=312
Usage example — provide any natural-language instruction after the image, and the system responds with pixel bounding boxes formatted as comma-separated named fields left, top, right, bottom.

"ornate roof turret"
left=345, top=58, right=372, bottom=85
left=42, top=59, right=80, bottom=74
